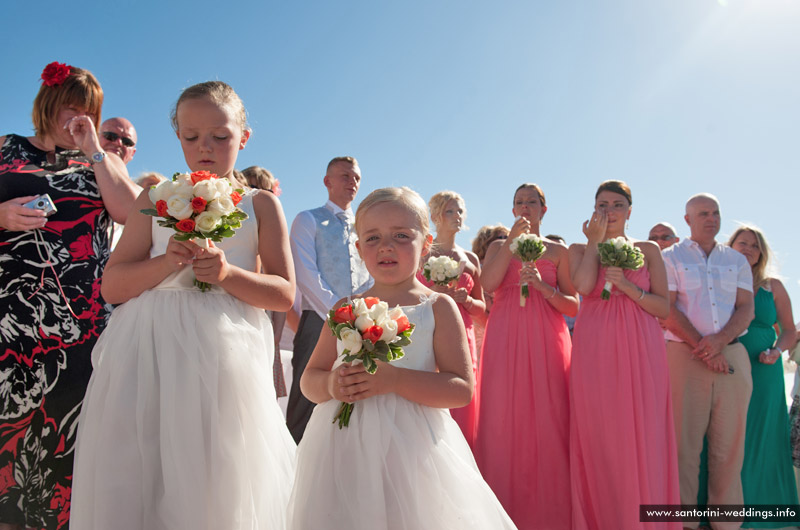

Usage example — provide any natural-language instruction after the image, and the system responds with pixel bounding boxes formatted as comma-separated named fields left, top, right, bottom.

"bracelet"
left=545, top=286, right=557, bottom=299
left=637, top=287, right=646, bottom=300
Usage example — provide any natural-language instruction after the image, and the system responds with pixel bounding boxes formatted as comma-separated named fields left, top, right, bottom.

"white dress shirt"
left=290, top=200, right=371, bottom=319
left=663, top=238, right=753, bottom=341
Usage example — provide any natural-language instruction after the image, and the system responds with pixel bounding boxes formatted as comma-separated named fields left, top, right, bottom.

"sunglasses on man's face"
left=101, top=131, right=135, bottom=147
left=649, top=235, right=675, bottom=242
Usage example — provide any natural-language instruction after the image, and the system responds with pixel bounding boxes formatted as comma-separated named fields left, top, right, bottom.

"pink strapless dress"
left=416, top=270, right=479, bottom=448
left=570, top=267, right=680, bottom=530
left=474, top=259, right=572, bottom=529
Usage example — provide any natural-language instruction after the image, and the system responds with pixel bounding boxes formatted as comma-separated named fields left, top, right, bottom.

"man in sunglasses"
left=648, top=221, right=679, bottom=251
left=99, top=117, right=137, bottom=165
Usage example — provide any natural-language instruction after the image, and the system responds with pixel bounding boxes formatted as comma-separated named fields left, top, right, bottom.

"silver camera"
left=23, top=194, right=58, bottom=216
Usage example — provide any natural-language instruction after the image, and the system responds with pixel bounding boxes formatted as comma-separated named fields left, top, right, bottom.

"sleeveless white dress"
left=287, top=295, right=516, bottom=530
left=70, top=191, right=296, bottom=530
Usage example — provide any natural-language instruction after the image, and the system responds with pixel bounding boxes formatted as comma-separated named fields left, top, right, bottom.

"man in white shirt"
left=663, top=193, right=754, bottom=530
left=286, top=156, right=372, bottom=442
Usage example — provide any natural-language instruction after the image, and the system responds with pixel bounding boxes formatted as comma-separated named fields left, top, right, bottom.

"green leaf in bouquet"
left=362, top=340, right=375, bottom=352
left=173, top=233, right=194, bottom=241
left=171, top=172, right=181, bottom=180
left=364, top=356, right=378, bottom=374
left=218, top=228, right=235, bottom=238
left=140, top=208, right=158, bottom=216
left=373, top=341, right=389, bottom=355
left=393, top=335, right=411, bottom=347
left=343, top=353, right=358, bottom=363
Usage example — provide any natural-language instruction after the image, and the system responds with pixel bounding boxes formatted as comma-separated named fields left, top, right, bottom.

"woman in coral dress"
left=568, top=180, right=680, bottom=530
left=417, top=191, right=485, bottom=447
left=474, top=183, right=578, bottom=529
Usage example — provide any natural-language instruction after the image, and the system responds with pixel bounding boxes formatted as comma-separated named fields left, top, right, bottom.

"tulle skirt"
left=288, top=395, right=516, bottom=530
left=70, top=287, right=296, bottom=530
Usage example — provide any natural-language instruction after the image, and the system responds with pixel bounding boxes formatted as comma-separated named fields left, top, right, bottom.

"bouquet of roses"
left=422, top=255, right=463, bottom=287
left=597, top=236, right=645, bottom=300
left=509, top=232, right=546, bottom=306
left=327, top=296, right=415, bottom=428
left=142, top=170, right=248, bottom=291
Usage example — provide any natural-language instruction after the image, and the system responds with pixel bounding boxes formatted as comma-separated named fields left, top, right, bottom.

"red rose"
left=395, top=315, right=411, bottom=333
left=191, top=197, right=207, bottom=213
left=176, top=219, right=196, bottom=232
left=68, top=234, right=94, bottom=261
left=230, top=191, right=242, bottom=206
left=41, top=62, right=72, bottom=87
left=190, top=170, right=216, bottom=185
left=156, top=200, right=169, bottom=217
left=364, top=297, right=380, bottom=308
left=333, top=305, right=355, bottom=324
left=362, top=325, right=383, bottom=343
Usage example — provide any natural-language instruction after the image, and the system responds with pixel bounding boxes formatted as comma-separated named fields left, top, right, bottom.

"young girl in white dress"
left=287, top=187, right=516, bottom=530
left=70, top=81, right=297, bottom=530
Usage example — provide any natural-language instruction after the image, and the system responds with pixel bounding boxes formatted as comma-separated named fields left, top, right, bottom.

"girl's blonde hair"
left=170, top=81, right=249, bottom=133
left=727, top=225, right=773, bottom=291
left=355, top=187, right=430, bottom=237
left=472, top=224, right=510, bottom=262
left=242, top=166, right=278, bottom=191
left=428, top=190, right=468, bottom=231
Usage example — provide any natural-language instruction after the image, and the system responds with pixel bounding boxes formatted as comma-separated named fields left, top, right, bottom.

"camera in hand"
left=23, top=194, right=58, bottom=216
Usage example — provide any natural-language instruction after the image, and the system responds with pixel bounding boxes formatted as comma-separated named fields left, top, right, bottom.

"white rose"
left=354, top=314, right=374, bottom=332
left=509, top=239, right=519, bottom=254
left=214, top=178, right=233, bottom=195
left=352, top=298, right=368, bottom=318
left=207, top=195, right=235, bottom=216
left=379, top=319, right=398, bottom=343
left=368, top=301, right=389, bottom=324
left=166, top=196, right=194, bottom=220
left=171, top=174, right=195, bottom=199
left=193, top=180, right=220, bottom=202
left=340, top=328, right=362, bottom=354
left=388, top=306, right=405, bottom=320
left=613, top=237, right=626, bottom=249
left=149, top=180, right=174, bottom=204
left=195, top=211, right=222, bottom=233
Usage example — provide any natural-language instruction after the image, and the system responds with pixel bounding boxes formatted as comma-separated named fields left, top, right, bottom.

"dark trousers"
left=286, top=310, right=324, bottom=443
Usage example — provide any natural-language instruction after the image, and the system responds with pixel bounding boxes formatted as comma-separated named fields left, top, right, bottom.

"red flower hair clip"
left=41, top=62, right=72, bottom=87
left=271, top=179, right=282, bottom=197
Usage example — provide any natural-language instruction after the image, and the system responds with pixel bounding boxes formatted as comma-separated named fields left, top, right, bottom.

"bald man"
left=648, top=222, right=680, bottom=251
left=100, top=117, right=137, bottom=165
left=662, top=193, right=754, bottom=530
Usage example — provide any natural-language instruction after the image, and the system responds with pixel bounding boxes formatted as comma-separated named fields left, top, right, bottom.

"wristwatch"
left=89, top=151, right=106, bottom=165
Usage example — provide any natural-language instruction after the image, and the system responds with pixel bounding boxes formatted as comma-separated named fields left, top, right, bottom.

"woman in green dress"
left=729, top=226, right=798, bottom=526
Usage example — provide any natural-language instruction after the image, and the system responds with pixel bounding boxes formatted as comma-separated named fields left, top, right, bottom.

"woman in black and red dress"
left=0, top=62, right=138, bottom=530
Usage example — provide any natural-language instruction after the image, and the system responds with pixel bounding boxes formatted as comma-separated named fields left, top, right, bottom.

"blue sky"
left=4, top=0, right=800, bottom=315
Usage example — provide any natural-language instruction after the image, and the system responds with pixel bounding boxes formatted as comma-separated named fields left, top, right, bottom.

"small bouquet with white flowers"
left=597, top=236, right=645, bottom=300
left=327, top=297, right=415, bottom=428
left=422, top=255, right=463, bottom=287
left=142, top=170, right=248, bottom=291
left=509, top=232, right=546, bottom=306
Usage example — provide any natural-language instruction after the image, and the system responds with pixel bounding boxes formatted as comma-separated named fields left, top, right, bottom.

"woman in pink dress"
left=417, top=191, right=486, bottom=447
left=568, top=180, right=680, bottom=530
left=475, top=183, right=578, bottom=529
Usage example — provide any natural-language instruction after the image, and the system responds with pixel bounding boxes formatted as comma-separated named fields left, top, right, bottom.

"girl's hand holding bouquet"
left=596, top=237, right=645, bottom=300
left=509, top=226, right=547, bottom=306
left=327, top=296, right=415, bottom=428
left=142, top=170, right=248, bottom=291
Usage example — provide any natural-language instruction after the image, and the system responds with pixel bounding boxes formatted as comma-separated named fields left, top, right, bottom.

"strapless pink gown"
left=416, top=270, right=478, bottom=448
left=474, top=259, right=572, bottom=529
left=570, top=267, right=680, bottom=530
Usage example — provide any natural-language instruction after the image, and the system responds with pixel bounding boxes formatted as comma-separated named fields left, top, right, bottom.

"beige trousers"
left=666, top=340, right=752, bottom=530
